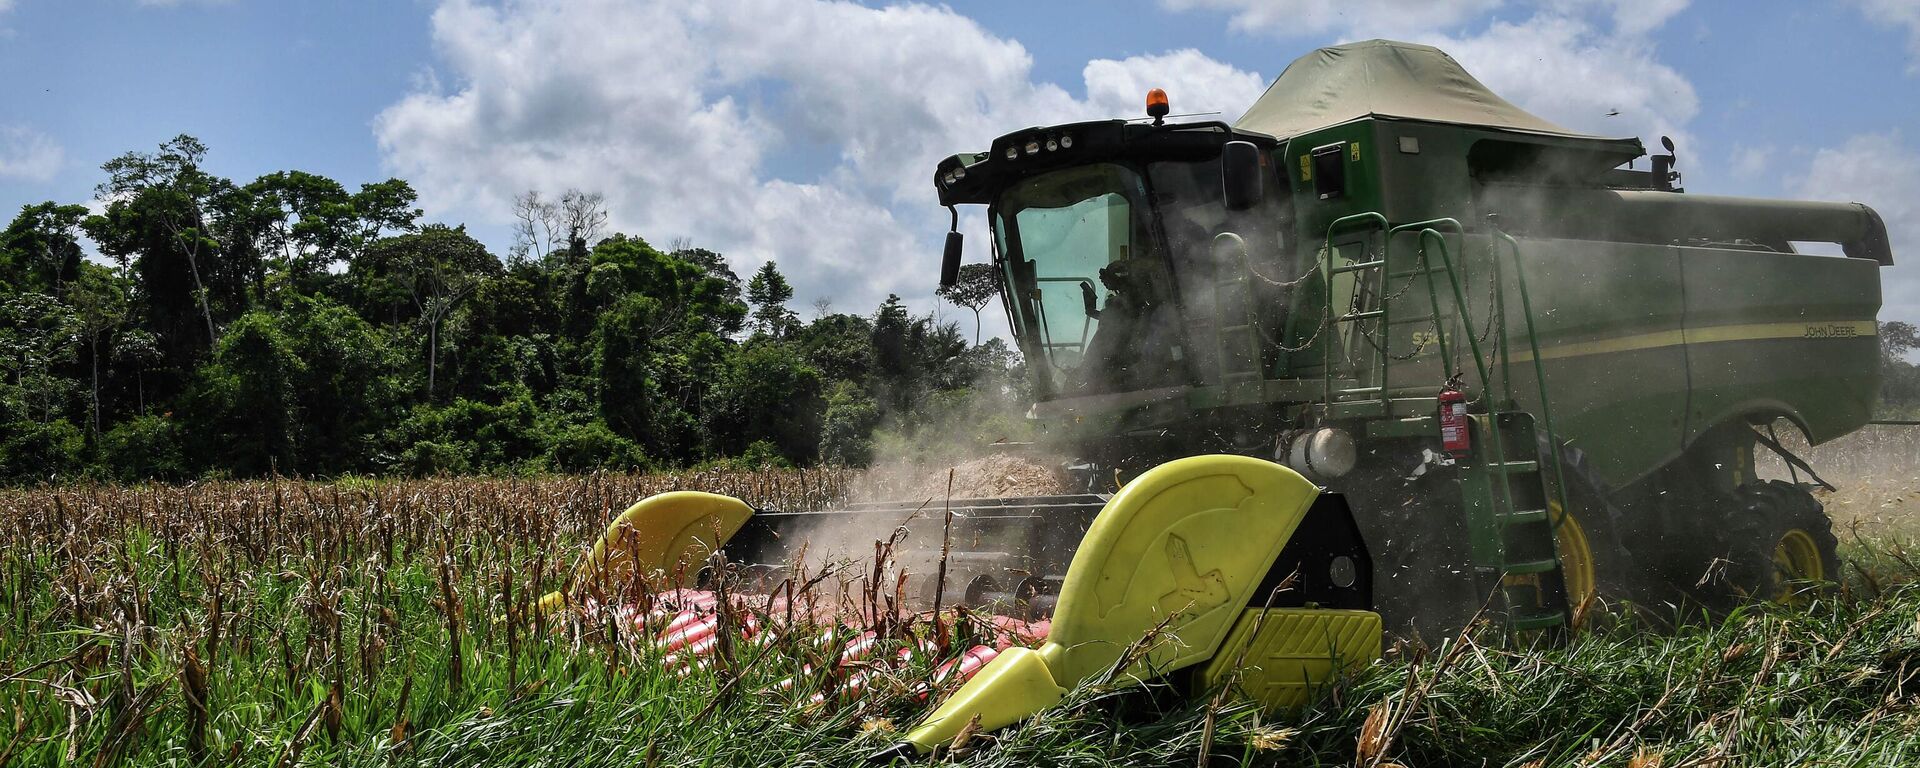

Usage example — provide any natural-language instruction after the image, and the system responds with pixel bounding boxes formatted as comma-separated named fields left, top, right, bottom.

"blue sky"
left=2, top=0, right=1917, bottom=332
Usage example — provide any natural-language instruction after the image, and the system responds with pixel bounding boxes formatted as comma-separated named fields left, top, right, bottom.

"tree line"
left=1882, top=321, right=1920, bottom=420
left=0, top=135, right=1022, bottom=484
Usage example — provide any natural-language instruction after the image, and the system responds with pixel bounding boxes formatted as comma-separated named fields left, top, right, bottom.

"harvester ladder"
left=1315, top=216, right=1576, bottom=633
left=1461, top=411, right=1569, bottom=631
left=1210, top=233, right=1268, bottom=386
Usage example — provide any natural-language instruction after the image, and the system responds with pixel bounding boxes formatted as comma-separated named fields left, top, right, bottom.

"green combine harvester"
left=547, top=40, right=1891, bottom=757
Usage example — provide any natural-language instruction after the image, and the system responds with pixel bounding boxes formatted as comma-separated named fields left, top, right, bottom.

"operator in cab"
left=1078, top=256, right=1180, bottom=393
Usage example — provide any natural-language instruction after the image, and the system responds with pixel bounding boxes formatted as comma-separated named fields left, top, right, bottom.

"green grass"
left=7, top=476, right=1920, bottom=766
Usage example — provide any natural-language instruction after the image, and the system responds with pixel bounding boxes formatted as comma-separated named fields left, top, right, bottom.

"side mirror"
left=1221, top=140, right=1264, bottom=211
left=940, top=231, right=963, bottom=288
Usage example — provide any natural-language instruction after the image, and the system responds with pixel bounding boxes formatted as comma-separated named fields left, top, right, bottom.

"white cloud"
left=1797, top=132, right=1920, bottom=323
left=1158, top=0, right=1689, bottom=38
left=1727, top=143, right=1773, bottom=182
left=1851, top=0, right=1920, bottom=73
left=1082, top=49, right=1269, bottom=121
left=1159, top=0, right=1504, bottom=38
left=374, top=0, right=1265, bottom=319
left=1426, top=14, right=1697, bottom=148
left=0, top=124, right=63, bottom=182
left=1550, top=0, right=1689, bottom=35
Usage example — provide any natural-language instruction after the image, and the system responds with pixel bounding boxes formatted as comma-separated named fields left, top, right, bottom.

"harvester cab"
left=545, top=39, right=1892, bottom=760
left=936, top=113, right=1294, bottom=406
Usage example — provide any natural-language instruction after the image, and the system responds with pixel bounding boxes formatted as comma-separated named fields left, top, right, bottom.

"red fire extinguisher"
left=1438, top=383, right=1470, bottom=458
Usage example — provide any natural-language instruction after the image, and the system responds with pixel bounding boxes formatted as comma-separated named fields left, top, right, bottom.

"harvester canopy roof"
left=1235, top=39, right=1640, bottom=150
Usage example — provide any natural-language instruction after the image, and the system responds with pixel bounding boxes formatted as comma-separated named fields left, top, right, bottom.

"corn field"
left=9, top=467, right=1920, bottom=766
left=0, top=469, right=1258, bottom=766
left=0, top=469, right=949, bottom=766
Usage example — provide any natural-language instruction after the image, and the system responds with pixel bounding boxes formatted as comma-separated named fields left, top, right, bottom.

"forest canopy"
left=0, top=135, right=1025, bottom=483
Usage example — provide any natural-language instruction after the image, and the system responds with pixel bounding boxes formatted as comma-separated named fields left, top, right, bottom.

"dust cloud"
left=848, top=452, right=1074, bottom=502
left=1759, top=423, right=1920, bottom=538
left=739, top=450, right=1079, bottom=616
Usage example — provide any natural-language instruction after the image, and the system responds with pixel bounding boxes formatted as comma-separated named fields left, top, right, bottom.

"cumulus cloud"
left=1159, top=0, right=1504, bottom=38
left=1797, top=133, right=1920, bottom=323
left=0, top=124, right=63, bottom=182
left=1081, top=48, right=1269, bottom=121
left=1851, top=0, right=1920, bottom=73
left=1727, top=144, right=1773, bottom=182
left=375, top=0, right=1264, bottom=320
left=1160, top=0, right=1688, bottom=39
left=1429, top=13, right=1697, bottom=147
left=1549, top=0, right=1689, bottom=36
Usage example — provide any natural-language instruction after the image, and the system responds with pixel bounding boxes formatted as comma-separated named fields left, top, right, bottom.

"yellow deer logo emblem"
left=1156, top=534, right=1230, bottom=619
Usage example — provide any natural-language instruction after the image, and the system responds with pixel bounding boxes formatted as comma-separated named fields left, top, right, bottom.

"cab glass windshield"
left=994, top=163, right=1172, bottom=395
left=992, top=154, right=1294, bottom=399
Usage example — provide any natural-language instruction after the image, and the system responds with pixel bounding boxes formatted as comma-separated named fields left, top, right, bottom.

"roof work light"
left=1146, top=88, right=1170, bottom=124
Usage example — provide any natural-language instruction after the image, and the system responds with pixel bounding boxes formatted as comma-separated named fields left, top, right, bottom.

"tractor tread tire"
left=1721, top=480, right=1839, bottom=604
left=1536, top=435, right=1638, bottom=615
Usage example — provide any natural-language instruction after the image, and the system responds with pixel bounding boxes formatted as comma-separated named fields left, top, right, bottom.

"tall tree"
left=348, top=180, right=424, bottom=254
left=0, top=292, right=78, bottom=424
left=585, top=235, right=747, bottom=459
left=937, top=262, right=999, bottom=343
left=95, top=135, right=231, bottom=346
left=672, top=245, right=745, bottom=334
left=237, top=173, right=420, bottom=297
left=511, top=190, right=561, bottom=262
left=242, top=170, right=351, bottom=282
left=711, top=340, right=823, bottom=462
left=190, top=313, right=304, bottom=475
left=66, top=264, right=132, bottom=438
left=871, top=294, right=912, bottom=385
left=1880, top=320, right=1920, bottom=414
left=559, top=189, right=608, bottom=252
left=356, top=225, right=501, bottom=400
left=512, top=188, right=606, bottom=262
left=746, top=261, right=798, bottom=339
left=795, top=313, right=875, bottom=384
left=0, top=202, right=89, bottom=295
left=587, top=235, right=746, bottom=339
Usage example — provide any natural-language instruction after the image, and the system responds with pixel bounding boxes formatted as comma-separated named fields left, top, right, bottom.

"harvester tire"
left=1539, top=440, right=1637, bottom=623
left=1716, top=480, right=1839, bottom=606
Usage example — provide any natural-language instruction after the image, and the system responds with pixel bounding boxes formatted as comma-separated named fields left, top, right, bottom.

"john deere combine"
left=544, top=40, right=1891, bottom=756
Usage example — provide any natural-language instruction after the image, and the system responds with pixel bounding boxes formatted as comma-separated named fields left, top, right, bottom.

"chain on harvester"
left=1353, top=246, right=1441, bottom=361
left=1233, top=235, right=1504, bottom=365
left=1333, top=242, right=1426, bottom=367
left=1242, top=244, right=1331, bottom=354
left=1349, top=237, right=1500, bottom=369
left=1439, top=240, right=1503, bottom=386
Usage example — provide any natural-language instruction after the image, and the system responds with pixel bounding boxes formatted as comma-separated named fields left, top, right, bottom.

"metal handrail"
left=1387, top=218, right=1467, bottom=385
left=1494, top=229, right=1574, bottom=531
left=1316, top=215, right=1474, bottom=407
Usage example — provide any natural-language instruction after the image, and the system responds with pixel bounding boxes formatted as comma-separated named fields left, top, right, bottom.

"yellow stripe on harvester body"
left=1506, top=320, right=1877, bottom=363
